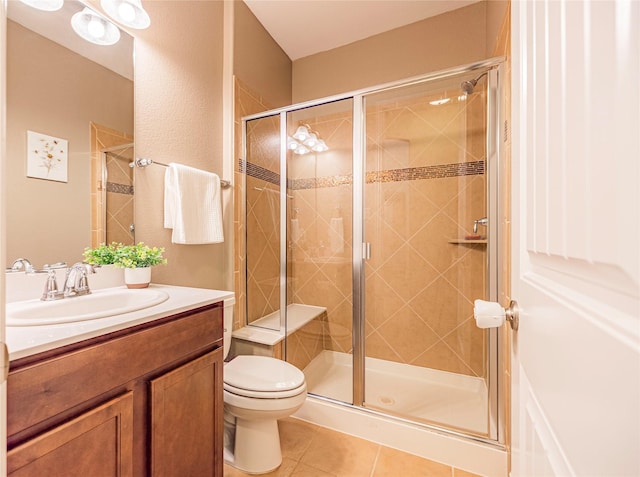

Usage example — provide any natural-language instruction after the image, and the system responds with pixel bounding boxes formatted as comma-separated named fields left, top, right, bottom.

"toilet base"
left=231, top=417, right=282, bottom=474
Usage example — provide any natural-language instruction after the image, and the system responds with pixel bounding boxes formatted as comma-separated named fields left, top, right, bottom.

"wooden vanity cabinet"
left=7, top=302, right=224, bottom=477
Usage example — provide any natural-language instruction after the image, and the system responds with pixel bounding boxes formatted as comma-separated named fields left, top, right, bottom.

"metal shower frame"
left=241, top=56, right=506, bottom=445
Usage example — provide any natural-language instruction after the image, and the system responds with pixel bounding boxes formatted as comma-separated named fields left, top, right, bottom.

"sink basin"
left=6, top=288, right=170, bottom=326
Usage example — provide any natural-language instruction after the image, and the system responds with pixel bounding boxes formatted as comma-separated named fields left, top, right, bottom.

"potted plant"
left=84, top=242, right=167, bottom=288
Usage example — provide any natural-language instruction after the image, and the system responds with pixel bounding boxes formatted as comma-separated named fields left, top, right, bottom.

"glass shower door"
left=241, top=62, right=503, bottom=442
left=244, top=114, right=282, bottom=331
left=284, top=99, right=354, bottom=404
left=362, top=72, right=492, bottom=437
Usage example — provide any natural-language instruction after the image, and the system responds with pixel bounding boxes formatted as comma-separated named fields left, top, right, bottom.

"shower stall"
left=97, top=143, right=136, bottom=246
left=240, top=58, right=505, bottom=447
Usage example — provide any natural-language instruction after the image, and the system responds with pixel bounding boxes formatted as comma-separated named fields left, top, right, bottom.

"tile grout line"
left=369, top=445, right=383, bottom=477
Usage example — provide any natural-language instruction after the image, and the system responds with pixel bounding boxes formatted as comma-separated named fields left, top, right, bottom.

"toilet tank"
left=223, top=297, right=235, bottom=359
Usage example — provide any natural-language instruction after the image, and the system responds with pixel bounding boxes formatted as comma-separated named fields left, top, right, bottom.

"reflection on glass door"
left=245, top=115, right=282, bottom=331
left=362, top=73, right=491, bottom=436
left=284, top=99, right=354, bottom=404
left=102, top=143, right=135, bottom=245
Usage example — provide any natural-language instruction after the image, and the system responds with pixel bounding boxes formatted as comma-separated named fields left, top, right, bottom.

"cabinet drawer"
left=8, top=303, right=222, bottom=441
left=8, top=392, right=134, bottom=476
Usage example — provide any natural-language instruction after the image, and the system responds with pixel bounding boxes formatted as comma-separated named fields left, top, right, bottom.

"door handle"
left=362, top=243, right=371, bottom=260
left=1, top=342, right=9, bottom=382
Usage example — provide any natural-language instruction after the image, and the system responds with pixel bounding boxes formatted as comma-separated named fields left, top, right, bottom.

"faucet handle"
left=64, top=262, right=97, bottom=297
left=71, top=262, right=98, bottom=273
left=473, top=217, right=489, bottom=234
left=44, top=262, right=68, bottom=270
left=41, top=269, right=63, bottom=301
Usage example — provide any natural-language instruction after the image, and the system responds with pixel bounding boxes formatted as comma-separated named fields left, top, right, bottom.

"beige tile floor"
left=224, top=418, right=481, bottom=477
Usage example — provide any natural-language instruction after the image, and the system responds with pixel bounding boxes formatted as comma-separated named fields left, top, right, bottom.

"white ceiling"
left=243, top=0, right=480, bottom=61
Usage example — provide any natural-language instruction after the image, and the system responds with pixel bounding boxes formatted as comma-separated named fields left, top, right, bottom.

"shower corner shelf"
left=448, top=238, right=488, bottom=245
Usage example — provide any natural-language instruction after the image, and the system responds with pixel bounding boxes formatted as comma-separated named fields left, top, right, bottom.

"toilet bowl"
left=222, top=298, right=307, bottom=474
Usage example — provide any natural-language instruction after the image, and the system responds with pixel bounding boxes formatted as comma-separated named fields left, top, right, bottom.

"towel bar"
left=131, top=157, right=231, bottom=188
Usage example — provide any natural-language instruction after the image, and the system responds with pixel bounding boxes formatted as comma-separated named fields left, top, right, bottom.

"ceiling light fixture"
left=429, top=98, right=451, bottom=106
left=101, top=0, right=151, bottom=29
left=18, top=0, right=63, bottom=12
left=288, top=124, right=329, bottom=155
left=71, top=7, right=121, bottom=46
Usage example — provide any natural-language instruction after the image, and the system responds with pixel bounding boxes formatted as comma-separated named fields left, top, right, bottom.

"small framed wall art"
left=26, top=130, right=68, bottom=183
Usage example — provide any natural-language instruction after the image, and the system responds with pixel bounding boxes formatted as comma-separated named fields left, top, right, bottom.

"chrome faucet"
left=8, top=258, right=34, bottom=273
left=41, top=269, right=64, bottom=301
left=63, top=262, right=97, bottom=298
left=473, top=217, right=488, bottom=234
left=39, top=262, right=68, bottom=301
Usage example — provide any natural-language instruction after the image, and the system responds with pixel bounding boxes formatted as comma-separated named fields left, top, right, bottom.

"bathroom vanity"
left=5, top=284, right=233, bottom=477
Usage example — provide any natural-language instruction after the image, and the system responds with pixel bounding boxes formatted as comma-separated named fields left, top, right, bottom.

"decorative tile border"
left=240, top=159, right=485, bottom=190
left=106, top=182, right=134, bottom=195
left=365, top=160, right=485, bottom=184
left=239, top=159, right=280, bottom=186
left=290, top=175, right=353, bottom=190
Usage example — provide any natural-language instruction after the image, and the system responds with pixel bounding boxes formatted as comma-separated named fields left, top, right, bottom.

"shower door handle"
left=362, top=243, right=371, bottom=260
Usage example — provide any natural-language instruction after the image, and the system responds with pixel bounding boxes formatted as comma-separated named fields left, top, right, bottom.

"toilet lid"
left=224, top=355, right=305, bottom=392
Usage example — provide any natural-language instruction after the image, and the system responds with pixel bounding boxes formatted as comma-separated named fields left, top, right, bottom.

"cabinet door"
left=7, top=392, right=133, bottom=477
left=150, top=348, right=223, bottom=477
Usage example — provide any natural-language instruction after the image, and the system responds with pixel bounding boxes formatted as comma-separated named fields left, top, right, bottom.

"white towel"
left=328, top=217, right=344, bottom=254
left=164, top=163, right=224, bottom=244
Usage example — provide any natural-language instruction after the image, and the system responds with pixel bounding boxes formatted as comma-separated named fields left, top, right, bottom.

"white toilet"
left=222, top=298, right=307, bottom=474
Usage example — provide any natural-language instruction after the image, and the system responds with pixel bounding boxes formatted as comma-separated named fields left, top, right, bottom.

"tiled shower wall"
left=244, top=118, right=282, bottom=324
left=286, top=107, right=355, bottom=369
left=234, top=78, right=279, bottom=332
left=90, top=123, right=134, bottom=248
left=237, top=79, right=488, bottom=378
left=363, top=91, right=487, bottom=377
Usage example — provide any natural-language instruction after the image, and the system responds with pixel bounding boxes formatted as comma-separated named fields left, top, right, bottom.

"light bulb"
left=429, top=98, right=451, bottom=106
left=19, top=0, right=63, bottom=11
left=312, top=140, right=328, bottom=152
left=118, top=2, right=137, bottom=22
left=101, top=0, right=151, bottom=29
left=87, top=18, right=106, bottom=39
left=294, top=145, right=310, bottom=155
left=71, top=7, right=121, bottom=46
left=303, top=133, right=318, bottom=147
left=287, top=137, right=300, bottom=150
left=293, top=125, right=310, bottom=142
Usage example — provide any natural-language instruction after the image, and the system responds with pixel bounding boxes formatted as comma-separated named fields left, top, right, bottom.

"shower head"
left=461, top=71, right=488, bottom=94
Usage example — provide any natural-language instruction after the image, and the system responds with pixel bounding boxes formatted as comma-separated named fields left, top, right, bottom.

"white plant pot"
left=124, top=267, right=151, bottom=289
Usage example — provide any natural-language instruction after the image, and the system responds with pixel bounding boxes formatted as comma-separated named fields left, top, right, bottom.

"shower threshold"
left=303, top=350, right=488, bottom=435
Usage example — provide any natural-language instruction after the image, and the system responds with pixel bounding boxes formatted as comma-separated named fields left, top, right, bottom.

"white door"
left=511, top=1, right=639, bottom=476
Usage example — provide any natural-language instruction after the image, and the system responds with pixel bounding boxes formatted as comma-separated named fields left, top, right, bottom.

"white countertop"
left=6, top=284, right=234, bottom=361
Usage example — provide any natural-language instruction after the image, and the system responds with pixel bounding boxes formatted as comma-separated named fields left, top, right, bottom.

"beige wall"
left=133, top=1, right=228, bottom=290
left=118, top=0, right=290, bottom=292
left=233, top=0, right=292, bottom=108
left=292, top=1, right=495, bottom=103
left=486, top=0, right=509, bottom=56
left=6, top=21, right=133, bottom=268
